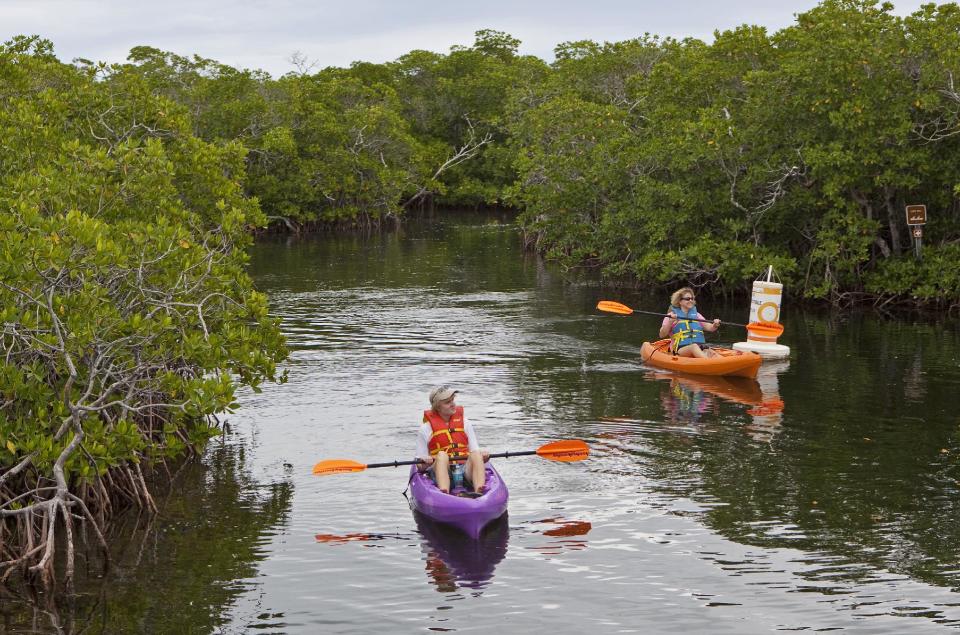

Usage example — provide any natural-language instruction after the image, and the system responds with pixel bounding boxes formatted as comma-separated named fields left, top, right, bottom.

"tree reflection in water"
left=2, top=431, right=293, bottom=634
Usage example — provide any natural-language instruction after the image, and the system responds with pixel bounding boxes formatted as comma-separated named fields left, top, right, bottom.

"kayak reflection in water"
left=415, top=511, right=509, bottom=592
left=659, top=287, right=721, bottom=358
left=416, top=386, right=490, bottom=495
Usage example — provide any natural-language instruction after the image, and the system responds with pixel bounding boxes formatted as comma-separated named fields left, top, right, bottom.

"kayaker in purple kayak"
left=416, top=386, right=490, bottom=495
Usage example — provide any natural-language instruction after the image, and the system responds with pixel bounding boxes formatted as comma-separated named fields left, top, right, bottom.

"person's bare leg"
left=434, top=451, right=451, bottom=493
left=466, top=451, right=485, bottom=493
left=678, top=344, right=708, bottom=358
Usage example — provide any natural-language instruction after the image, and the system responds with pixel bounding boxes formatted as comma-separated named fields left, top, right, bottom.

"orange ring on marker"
left=757, top=301, right=780, bottom=324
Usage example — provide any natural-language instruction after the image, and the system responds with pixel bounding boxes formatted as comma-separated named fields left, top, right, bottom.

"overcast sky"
left=1, top=1, right=933, bottom=77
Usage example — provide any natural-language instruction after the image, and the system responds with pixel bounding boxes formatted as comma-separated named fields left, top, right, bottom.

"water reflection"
left=414, top=511, right=509, bottom=592
left=744, top=360, right=789, bottom=443
left=525, top=517, right=592, bottom=556
left=314, top=532, right=409, bottom=544
left=651, top=372, right=758, bottom=423
left=647, top=362, right=789, bottom=443
left=537, top=517, right=593, bottom=538
left=1, top=431, right=293, bottom=633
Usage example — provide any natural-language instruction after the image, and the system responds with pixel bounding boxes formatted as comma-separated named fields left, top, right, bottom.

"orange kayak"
left=640, top=339, right=761, bottom=379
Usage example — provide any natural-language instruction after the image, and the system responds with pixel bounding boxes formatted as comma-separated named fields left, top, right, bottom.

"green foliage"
left=391, top=31, right=550, bottom=206
left=0, top=37, right=287, bottom=484
left=245, top=73, right=427, bottom=223
left=864, top=244, right=960, bottom=302
left=508, top=27, right=802, bottom=293
left=508, top=1, right=960, bottom=303
left=115, top=29, right=548, bottom=222
left=510, top=93, right=638, bottom=265
left=121, top=46, right=276, bottom=143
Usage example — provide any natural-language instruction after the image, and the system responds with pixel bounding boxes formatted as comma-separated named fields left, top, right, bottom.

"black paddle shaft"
left=367, top=449, right=538, bottom=469
left=628, top=308, right=747, bottom=328
left=367, top=459, right=423, bottom=469
left=489, top=450, right=537, bottom=459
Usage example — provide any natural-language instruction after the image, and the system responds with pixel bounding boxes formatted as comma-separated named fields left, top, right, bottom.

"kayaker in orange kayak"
left=658, top=287, right=721, bottom=358
left=416, top=386, right=489, bottom=495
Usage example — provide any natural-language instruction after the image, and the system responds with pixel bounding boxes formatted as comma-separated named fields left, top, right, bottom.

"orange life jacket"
left=424, top=406, right=470, bottom=460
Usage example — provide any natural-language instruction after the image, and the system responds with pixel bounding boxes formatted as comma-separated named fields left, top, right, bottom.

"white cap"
left=428, top=385, right=458, bottom=408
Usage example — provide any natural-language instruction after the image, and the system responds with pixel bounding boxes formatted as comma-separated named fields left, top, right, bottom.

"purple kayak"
left=408, top=464, right=509, bottom=539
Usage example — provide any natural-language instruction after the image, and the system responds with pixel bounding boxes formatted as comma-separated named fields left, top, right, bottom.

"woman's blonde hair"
left=669, top=287, right=696, bottom=308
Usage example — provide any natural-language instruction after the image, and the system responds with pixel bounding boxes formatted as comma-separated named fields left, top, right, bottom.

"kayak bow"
left=408, top=464, right=509, bottom=539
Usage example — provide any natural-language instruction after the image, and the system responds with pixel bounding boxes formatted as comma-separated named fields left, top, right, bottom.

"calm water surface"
left=5, top=210, right=960, bottom=633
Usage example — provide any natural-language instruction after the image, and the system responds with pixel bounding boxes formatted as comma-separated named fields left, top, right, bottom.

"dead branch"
left=404, top=116, right=493, bottom=207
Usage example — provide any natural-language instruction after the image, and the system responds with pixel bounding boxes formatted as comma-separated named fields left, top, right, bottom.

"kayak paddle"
left=596, top=300, right=784, bottom=338
left=312, top=439, right=590, bottom=476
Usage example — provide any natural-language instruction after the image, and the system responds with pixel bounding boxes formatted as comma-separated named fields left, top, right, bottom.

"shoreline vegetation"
left=1, top=0, right=958, bottom=591
left=0, top=36, right=288, bottom=588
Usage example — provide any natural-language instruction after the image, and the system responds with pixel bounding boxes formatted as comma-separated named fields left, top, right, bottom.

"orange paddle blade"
left=596, top=300, right=634, bottom=315
left=312, top=459, right=367, bottom=476
left=746, top=321, right=785, bottom=338
left=536, top=439, right=590, bottom=462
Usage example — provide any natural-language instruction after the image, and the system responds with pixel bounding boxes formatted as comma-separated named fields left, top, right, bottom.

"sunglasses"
left=681, top=296, right=695, bottom=301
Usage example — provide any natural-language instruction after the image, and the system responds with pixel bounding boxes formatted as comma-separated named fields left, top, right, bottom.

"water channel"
left=3, top=210, right=960, bottom=633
